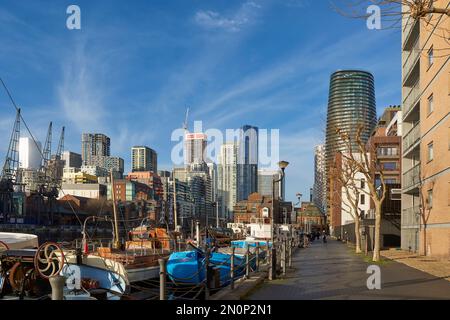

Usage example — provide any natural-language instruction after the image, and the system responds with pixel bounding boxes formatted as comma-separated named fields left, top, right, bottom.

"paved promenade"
left=247, top=240, right=450, bottom=300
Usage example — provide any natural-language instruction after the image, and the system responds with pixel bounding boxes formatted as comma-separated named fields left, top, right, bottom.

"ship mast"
left=172, top=170, right=177, bottom=231
left=110, top=170, right=120, bottom=249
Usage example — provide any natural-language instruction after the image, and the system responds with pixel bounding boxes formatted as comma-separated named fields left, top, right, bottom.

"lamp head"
left=278, top=161, right=289, bottom=171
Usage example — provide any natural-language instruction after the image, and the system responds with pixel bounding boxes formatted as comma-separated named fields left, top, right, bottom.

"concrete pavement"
left=247, top=239, right=450, bottom=300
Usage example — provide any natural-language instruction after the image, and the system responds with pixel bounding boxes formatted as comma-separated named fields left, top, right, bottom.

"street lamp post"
left=269, top=161, right=289, bottom=281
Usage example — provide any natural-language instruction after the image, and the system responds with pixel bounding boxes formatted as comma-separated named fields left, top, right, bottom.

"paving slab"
left=247, top=240, right=450, bottom=300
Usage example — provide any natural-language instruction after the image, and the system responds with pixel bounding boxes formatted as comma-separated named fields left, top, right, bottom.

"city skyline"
left=0, top=0, right=401, bottom=203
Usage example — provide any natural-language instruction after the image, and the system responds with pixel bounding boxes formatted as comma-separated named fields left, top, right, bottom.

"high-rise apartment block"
left=218, top=143, right=239, bottom=220
left=185, top=133, right=207, bottom=166
left=313, top=144, right=326, bottom=214
left=81, top=133, right=110, bottom=165
left=131, top=146, right=157, bottom=173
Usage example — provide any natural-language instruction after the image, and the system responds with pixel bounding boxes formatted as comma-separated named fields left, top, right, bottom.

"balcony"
left=403, top=163, right=421, bottom=190
left=403, top=122, right=421, bottom=152
left=402, top=17, right=419, bottom=49
left=403, top=38, right=420, bottom=82
left=401, top=206, right=421, bottom=227
left=403, top=83, right=421, bottom=117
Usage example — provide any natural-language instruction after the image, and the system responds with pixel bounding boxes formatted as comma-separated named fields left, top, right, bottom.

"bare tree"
left=330, top=153, right=365, bottom=253
left=332, top=0, right=450, bottom=57
left=418, top=172, right=434, bottom=255
left=337, top=125, right=387, bottom=261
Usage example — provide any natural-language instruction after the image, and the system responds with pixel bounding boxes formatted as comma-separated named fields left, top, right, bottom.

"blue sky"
left=0, top=0, right=401, bottom=203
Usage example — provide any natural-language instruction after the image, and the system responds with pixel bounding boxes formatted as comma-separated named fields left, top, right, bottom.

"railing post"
left=269, top=245, right=277, bottom=280
left=288, top=239, right=293, bottom=268
left=159, top=258, right=167, bottom=300
left=196, top=221, right=201, bottom=246
left=230, top=246, right=235, bottom=290
left=205, top=248, right=210, bottom=300
left=255, top=243, right=260, bottom=272
left=282, top=240, right=286, bottom=276
left=245, top=244, right=250, bottom=279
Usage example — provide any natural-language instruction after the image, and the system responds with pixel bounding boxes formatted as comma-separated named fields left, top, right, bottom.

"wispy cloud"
left=57, top=40, right=107, bottom=134
left=195, top=1, right=262, bottom=32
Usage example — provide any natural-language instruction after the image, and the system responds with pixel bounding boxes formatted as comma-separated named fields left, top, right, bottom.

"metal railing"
left=403, top=122, right=421, bottom=152
left=157, top=234, right=302, bottom=300
left=403, top=163, right=421, bottom=190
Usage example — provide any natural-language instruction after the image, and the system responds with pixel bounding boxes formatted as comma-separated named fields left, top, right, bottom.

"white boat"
left=0, top=232, right=39, bottom=250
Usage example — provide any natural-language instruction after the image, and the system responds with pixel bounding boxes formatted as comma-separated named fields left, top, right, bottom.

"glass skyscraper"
left=325, top=70, right=377, bottom=169
left=237, top=125, right=258, bottom=201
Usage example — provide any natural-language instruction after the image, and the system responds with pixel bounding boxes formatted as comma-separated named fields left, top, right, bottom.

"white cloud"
left=195, top=1, right=261, bottom=32
left=57, top=40, right=107, bottom=133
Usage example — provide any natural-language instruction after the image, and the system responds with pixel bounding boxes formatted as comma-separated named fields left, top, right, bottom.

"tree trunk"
left=372, top=202, right=382, bottom=262
left=354, top=217, right=362, bottom=254
left=422, top=224, right=427, bottom=256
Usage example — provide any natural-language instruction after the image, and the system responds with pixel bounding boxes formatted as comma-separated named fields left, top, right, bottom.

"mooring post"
left=245, top=244, right=250, bottom=279
left=158, top=258, right=167, bottom=300
left=205, top=248, right=210, bottom=300
left=49, top=275, right=66, bottom=300
left=230, top=246, right=235, bottom=290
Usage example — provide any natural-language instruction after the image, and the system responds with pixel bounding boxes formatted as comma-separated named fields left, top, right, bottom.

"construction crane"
left=0, top=77, right=66, bottom=225
left=0, top=108, right=21, bottom=223
left=41, top=122, right=52, bottom=175
left=183, top=107, right=190, bottom=133
left=56, top=126, right=65, bottom=161
left=1, top=108, right=21, bottom=182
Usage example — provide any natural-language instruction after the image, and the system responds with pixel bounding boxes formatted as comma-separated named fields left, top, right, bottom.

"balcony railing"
left=403, top=38, right=420, bottom=80
left=402, top=17, right=418, bottom=48
left=402, top=206, right=421, bottom=227
left=403, top=122, right=421, bottom=152
left=403, top=163, right=421, bottom=190
left=403, top=83, right=421, bottom=116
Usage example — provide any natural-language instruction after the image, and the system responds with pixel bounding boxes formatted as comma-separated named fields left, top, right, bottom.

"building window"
left=428, top=142, right=434, bottom=162
left=382, top=162, right=397, bottom=170
left=427, top=94, right=434, bottom=115
left=427, top=189, right=433, bottom=209
left=428, top=47, right=434, bottom=68
left=360, top=179, right=365, bottom=189
left=360, top=194, right=365, bottom=205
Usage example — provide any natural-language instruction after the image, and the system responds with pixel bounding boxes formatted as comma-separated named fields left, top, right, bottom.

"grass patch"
left=347, top=245, right=391, bottom=265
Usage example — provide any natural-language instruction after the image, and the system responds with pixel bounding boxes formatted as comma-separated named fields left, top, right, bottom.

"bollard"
left=49, top=275, right=66, bottom=300
left=245, top=244, right=250, bottom=279
left=255, top=243, right=260, bottom=272
left=159, top=258, right=167, bottom=300
left=205, top=248, right=210, bottom=300
left=230, top=246, right=235, bottom=290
